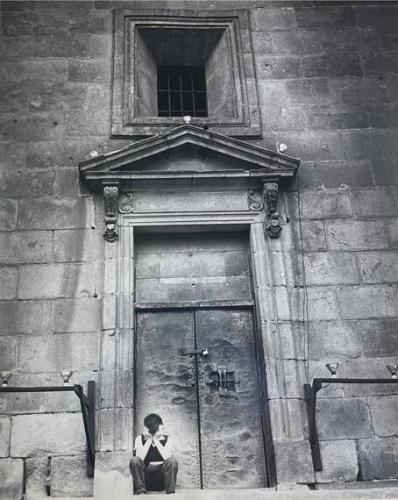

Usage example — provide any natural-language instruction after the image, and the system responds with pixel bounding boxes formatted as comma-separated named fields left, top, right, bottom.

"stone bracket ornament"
left=248, top=190, right=264, bottom=211
left=118, top=193, right=134, bottom=214
left=263, top=182, right=282, bottom=239
left=103, top=184, right=119, bottom=242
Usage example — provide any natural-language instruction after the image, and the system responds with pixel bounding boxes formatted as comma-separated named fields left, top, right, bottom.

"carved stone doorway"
left=134, top=232, right=267, bottom=489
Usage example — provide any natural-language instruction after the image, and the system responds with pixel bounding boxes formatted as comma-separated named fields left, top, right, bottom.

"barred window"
left=157, top=66, right=208, bottom=118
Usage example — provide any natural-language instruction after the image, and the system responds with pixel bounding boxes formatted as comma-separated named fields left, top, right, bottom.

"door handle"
left=178, top=348, right=209, bottom=358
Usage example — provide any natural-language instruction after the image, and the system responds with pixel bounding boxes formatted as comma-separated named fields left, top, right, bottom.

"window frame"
left=111, top=10, right=262, bottom=138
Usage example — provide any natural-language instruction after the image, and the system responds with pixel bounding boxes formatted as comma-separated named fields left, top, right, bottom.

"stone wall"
left=0, top=1, right=397, bottom=496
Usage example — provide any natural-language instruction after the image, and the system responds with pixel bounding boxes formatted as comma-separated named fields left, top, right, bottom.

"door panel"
left=196, top=308, right=267, bottom=488
left=135, top=311, right=201, bottom=488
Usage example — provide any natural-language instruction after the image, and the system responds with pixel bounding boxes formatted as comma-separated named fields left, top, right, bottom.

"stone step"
left=27, top=486, right=398, bottom=500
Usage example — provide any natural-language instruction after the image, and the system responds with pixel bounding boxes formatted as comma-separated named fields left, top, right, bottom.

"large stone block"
left=274, top=441, right=314, bottom=484
left=0, top=336, right=17, bottom=370
left=325, top=220, right=389, bottom=251
left=0, top=112, right=64, bottom=142
left=297, top=191, right=353, bottom=220
left=0, top=266, right=17, bottom=300
left=304, top=252, right=359, bottom=285
left=0, top=458, right=23, bottom=500
left=299, top=160, right=373, bottom=190
left=94, top=451, right=133, bottom=500
left=309, top=321, right=361, bottom=361
left=337, top=285, right=398, bottom=319
left=355, top=4, right=398, bottom=28
left=53, top=298, right=101, bottom=333
left=0, top=418, right=11, bottom=457
left=10, top=413, right=85, bottom=457
left=293, top=221, right=327, bottom=252
left=358, top=251, right=398, bottom=283
left=306, top=287, right=340, bottom=321
left=25, top=457, right=48, bottom=499
left=17, top=262, right=98, bottom=299
left=51, top=455, right=93, bottom=497
left=369, top=396, right=398, bottom=437
left=0, top=300, right=51, bottom=335
left=388, top=220, right=398, bottom=249
left=302, top=53, right=362, bottom=78
left=317, top=398, right=372, bottom=439
left=18, top=198, right=93, bottom=230
left=358, top=437, right=398, bottom=480
left=69, top=57, right=111, bottom=83
left=357, top=318, right=398, bottom=357
left=0, top=231, right=53, bottom=264
left=0, top=170, right=55, bottom=200
left=257, top=55, right=303, bottom=80
left=252, top=7, right=297, bottom=31
left=353, top=187, right=398, bottom=217
left=315, top=440, right=358, bottom=483
left=18, top=332, right=99, bottom=372
left=295, top=6, right=355, bottom=27
left=0, top=200, right=18, bottom=231
left=54, top=228, right=102, bottom=262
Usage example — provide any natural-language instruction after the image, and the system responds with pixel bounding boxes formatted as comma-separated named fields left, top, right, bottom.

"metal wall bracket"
left=304, top=378, right=398, bottom=472
left=0, top=382, right=96, bottom=477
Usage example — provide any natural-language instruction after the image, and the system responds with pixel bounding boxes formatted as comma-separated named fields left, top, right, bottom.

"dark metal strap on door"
left=0, top=382, right=96, bottom=477
left=304, top=378, right=398, bottom=472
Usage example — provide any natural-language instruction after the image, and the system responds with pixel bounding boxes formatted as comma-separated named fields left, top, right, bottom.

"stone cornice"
left=79, top=124, right=299, bottom=191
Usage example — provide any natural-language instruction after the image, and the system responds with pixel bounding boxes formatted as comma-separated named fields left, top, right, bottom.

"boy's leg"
left=130, top=456, right=146, bottom=493
left=162, top=456, right=178, bottom=494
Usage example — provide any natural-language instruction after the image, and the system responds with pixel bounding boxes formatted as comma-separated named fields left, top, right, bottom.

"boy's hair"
left=144, top=413, right=163, bottom=435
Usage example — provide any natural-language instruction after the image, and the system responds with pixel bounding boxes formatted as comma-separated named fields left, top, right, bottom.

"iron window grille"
left=157, top=66, right=208, bottom=118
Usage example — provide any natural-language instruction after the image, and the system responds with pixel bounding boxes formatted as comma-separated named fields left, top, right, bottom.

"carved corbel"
left=103, top=184, right=119, bottom=242
left=263, top=181, right=282, bottom=238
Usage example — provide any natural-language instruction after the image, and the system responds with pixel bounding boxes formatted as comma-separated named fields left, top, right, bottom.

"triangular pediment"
left=79, top=124, right=299, bottom=191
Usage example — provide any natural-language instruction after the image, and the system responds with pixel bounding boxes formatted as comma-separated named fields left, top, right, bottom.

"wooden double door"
left=135, top=306, right=267, bottom=488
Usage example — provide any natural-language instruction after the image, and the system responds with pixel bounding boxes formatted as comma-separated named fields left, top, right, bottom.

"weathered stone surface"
left=388, top=220, right=398, bottom=249
left=369, top=396, right=398, bottom=437
left=94, top=451, right=133, bottom=500
left=10, top=413, right=85, bottom=457
left=358, top=251, right=398, bottom=284
left=0, top=266, right=18, bottom=299
left=54, top=228, right=102, bottom=262
left=337, top=285, right=398, bottom=319
left=353, top=187, right=398, bottom=217
left=25, top=457, right=48, bottom=499
left=358, top=437, right=398, bottom=480
left=293, top=221, right=327, bottom=252
left=0, top=458, right=23, bottom=500
left=299, top=160, right=373, bottom=190
left=315, top=440, right=358, bottom=483
left=0, top=300, right=52, bottom=335
left=17, top=262, right=97, bottom=299
left=297, top=191, right=353, bottom=220
left=69, top=58, right=111, bottom=83
left=357, top=318, right=398, bottom=357
left=18, top=332, right=99, bottom=372
left=0, top=200, right=18, bottom=231
left=302, top=53, right=362, bottom=79
left=325, top=220, right=389, bottom=251
left=295, top=6, right=355, bottom=27
left=53, top=298, right=101, bottom=332
left=18, top=198, right=93, bottom=230
left=0, top=170, right=55, bottom=199
left=0, top=418, right=11, bottom=457
left=304, top=252, right=359, bottom=285
left=0, top=230, right=53, bottom=264
left=252, top=7, right=297, bottom=31
left=317, top=398, right=372, bottom=439
left=0, top=336, right=17, bottom=370
left=274, top=441, right=314, bottom=483
left=51, top=455, right=93, bottom=497
left=309, top=321, right=361, bottom=360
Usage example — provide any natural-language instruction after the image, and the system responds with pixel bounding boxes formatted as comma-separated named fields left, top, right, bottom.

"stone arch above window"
left=111, top=10, right=262, bottom=138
